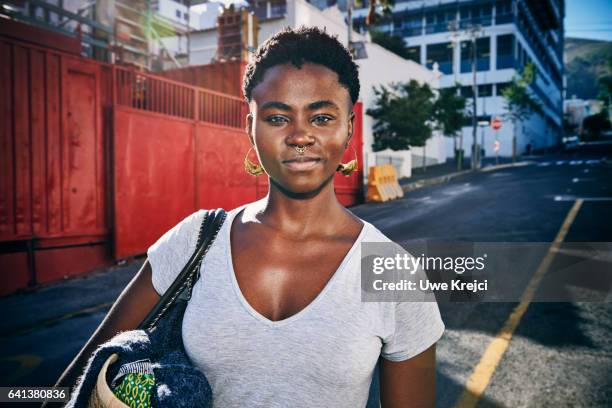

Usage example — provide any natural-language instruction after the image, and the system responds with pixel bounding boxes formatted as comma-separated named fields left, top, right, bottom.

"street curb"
left=400, top=161, right=535, bottom=193
left=401, top=169, right=473, bottom=193
left=480, top=160, right=535, bottom=172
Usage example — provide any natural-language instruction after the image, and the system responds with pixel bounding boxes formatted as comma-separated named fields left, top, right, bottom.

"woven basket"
left=87, top=353, right=130, bottom=408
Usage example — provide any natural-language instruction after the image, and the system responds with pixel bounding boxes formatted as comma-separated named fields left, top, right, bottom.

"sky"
left=564, top=0, right=611, bottom=41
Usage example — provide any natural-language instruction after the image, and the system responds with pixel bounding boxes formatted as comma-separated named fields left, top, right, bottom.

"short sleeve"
left=147, top=210, right=207, bottom=296
left=381, top=299, right=445, bottom=362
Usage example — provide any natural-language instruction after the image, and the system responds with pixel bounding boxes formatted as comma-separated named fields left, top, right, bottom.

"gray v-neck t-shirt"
left=147, top=204, right=444, bottom=407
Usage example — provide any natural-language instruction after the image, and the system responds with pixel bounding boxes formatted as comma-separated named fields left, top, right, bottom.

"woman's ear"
left=346, top=111, right=355, bottom=148
left=246, top=113, right=255, bottom=145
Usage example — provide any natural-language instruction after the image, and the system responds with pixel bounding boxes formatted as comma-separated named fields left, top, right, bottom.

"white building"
left=187, top=0, right=448, bottom=179
left=348, top=0, right=565, bottom=159
left=192, top=1, right=226, bottom=29
left=153, top=0, right=201, bottom=30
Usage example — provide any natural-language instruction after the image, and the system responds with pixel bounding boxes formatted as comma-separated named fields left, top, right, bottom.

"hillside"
left=564, top=37, right=612, bottom=100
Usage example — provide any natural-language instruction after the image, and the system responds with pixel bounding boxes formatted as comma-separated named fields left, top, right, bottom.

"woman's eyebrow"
left=260, top=101, right=292, bottom=111
left=307, top=100, right=339, bottom=111
left=259, top=100, right=340, bottom=112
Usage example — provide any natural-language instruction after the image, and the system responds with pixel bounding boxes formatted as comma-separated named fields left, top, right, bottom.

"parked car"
left=562, top=135, right=581, bottom=151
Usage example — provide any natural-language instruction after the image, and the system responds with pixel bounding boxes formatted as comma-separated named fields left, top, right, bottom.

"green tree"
left=366, top=80, right=435, bottom=170
left=501, top=62, right=542, bottom=162
left=433, top=84, right=467, bottom=170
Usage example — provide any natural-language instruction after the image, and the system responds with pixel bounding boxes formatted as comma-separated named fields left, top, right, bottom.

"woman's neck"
left=246, top=182, right=351, bottom=238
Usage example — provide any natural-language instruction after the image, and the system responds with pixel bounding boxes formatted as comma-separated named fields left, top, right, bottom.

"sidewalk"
left=0, top=260, right=143, bottom=339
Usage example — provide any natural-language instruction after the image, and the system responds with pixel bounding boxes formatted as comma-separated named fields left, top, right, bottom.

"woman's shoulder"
left=149, top=203, right=246, bottom=250
left=356, top=217, right=395, bottom=244
left=149, top=210, right=209, bottom=251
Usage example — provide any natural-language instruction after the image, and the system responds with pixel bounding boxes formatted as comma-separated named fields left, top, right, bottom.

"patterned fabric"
left=112, top=372, right=155, bottom=408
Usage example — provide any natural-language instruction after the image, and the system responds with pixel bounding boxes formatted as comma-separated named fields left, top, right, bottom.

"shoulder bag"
left=64, top=208, right=227, bottom=408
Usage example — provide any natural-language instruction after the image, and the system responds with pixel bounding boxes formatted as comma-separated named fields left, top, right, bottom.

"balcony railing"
left=459, top=16, right=492, bottom=28
left=114, top=66, right=247, bottom=128
left=400, top=26, right=424, bottom=37
left=425, top=22, right=452, bottom=34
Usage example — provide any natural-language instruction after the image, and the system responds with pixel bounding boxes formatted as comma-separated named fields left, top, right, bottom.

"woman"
left=55, top=27, right=444, bottom=407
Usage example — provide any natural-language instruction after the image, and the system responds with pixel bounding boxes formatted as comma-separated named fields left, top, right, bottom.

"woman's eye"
left=313, top=115, right=334, bottom=125
left=265, top=116, right=288, bottom=125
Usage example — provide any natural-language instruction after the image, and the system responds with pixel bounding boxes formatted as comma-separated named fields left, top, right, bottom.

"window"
left=425, top=9, right=455, bottom=34
left=496, top=82, right=511, bottom=96
left=407, top=46, right=420, bottom=63
left=460, top=85, right=492, bottom=98
left=461, top=86, right=474, bottom=98
left=461, top=37, right=490, bottom=72
left=495, top=0, right=514, bottom=24
left=184, top=12, right=189, bottom=21
left=426, top=42, right=453, bottom=74
left=497, top=34, right=514, bottom=69
left=175, top=9, right=181, bottom=18
left=478, top=84, right=493, bottom=97
left=516, top=41, right=524, bottom=67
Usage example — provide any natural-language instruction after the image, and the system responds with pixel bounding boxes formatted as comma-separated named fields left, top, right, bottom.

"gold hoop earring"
left=336, top=145, right=359, bottom=177
left=244, top=147, right=264, bottom=176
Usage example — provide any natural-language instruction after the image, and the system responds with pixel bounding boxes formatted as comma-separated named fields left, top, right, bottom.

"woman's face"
left=248, top=63, right=354, bottom=195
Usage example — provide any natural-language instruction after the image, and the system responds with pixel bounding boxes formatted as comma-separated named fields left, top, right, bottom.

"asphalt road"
left=353, top=141, right=612, bottom=407
left=1, top=142, right=610, bottom=407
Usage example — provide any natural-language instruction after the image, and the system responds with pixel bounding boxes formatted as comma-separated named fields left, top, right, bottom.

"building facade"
left=350, top=0, right=565, bottom=158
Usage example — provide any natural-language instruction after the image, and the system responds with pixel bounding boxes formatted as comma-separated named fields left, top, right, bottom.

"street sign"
left=491, top=118, right=502, bottom=130
left=493, top=140, right=500, bottom=152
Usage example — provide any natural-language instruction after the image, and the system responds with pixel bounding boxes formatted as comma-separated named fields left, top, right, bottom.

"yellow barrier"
left=366, top=164, right=404, bottom=202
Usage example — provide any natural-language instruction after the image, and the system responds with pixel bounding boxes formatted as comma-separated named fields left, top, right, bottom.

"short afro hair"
left=243, top=26, right=360, bottom=105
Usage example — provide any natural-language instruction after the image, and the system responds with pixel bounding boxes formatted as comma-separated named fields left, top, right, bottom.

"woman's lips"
left=282, top=157, right=322, bottom=171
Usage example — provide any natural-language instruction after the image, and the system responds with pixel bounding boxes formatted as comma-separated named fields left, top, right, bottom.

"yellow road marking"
left=454, top=199, right=584, bottom=408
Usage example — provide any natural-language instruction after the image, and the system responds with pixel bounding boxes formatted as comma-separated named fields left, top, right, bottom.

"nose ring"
left=294, top=145, right=308, bottom=154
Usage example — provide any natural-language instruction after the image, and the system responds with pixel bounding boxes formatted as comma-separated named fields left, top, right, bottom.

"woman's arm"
left=43, top=260, right=160, bottom=407
left=380, top=344, right=437, bottom=408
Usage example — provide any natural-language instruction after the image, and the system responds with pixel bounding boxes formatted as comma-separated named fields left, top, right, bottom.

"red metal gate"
left=0, top=36, right=113, bottom=294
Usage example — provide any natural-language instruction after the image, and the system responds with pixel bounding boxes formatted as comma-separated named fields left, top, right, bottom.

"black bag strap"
left=138, top=208, right=227, bottom=331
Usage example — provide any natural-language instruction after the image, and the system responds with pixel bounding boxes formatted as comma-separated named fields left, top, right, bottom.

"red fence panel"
left=113, top=107, right=197, bottom=259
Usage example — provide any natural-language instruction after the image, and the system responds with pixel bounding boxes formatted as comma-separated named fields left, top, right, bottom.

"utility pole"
left=447, top=20, right=462, bottom=170
left=468, top=25, right=482, bottom=170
